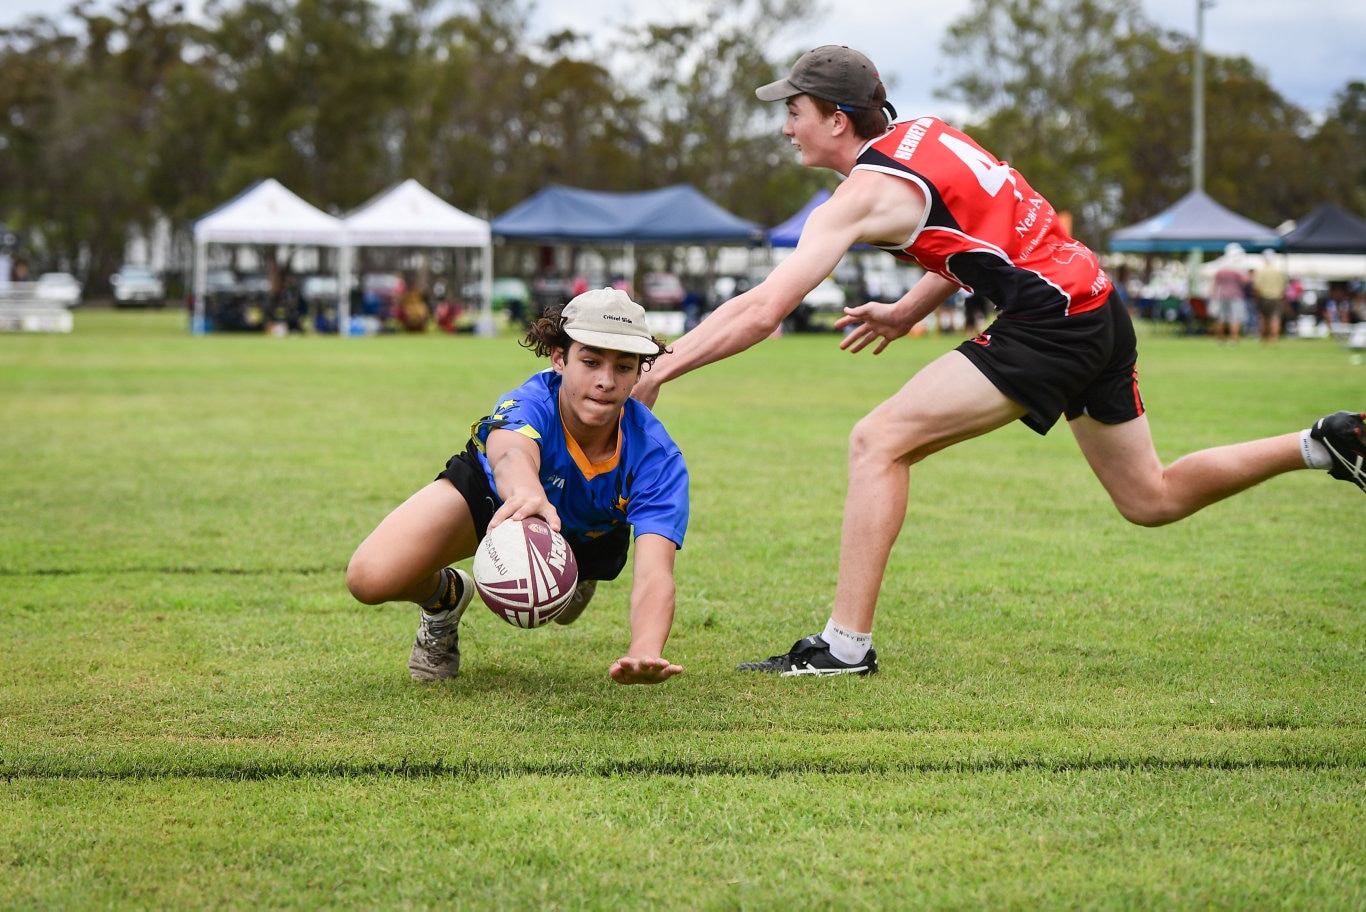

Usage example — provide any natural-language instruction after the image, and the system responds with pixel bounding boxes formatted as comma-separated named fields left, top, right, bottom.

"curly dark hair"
left=519, top=311, right=669, bottom=369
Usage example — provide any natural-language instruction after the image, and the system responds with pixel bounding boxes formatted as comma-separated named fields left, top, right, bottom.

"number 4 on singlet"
left=939, top=133, right=1021, bottom=200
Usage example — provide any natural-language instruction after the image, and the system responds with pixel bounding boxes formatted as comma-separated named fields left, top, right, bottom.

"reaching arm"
left=634, top=171, right=926, bottom=408
left=485, top=428, right=561, bottom=530
left=608, top=532, right=682, bottom=684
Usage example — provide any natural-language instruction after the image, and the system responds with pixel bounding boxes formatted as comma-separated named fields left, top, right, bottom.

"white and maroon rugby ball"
left=473, top=518, right=579, bottom=628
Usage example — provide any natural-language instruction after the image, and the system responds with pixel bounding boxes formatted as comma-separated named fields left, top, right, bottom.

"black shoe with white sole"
left=736, top=634, right=879, bottom=677
left=1311, top=410, right=1366, bottom=494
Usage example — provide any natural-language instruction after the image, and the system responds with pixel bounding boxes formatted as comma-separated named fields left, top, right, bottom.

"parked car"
left=110, top=265, right=166, bottom=308
left=642, top=272, right=686, bottom=307
left=204, top=269, right=240, bottom=296
left=34, top=272, right=83, bottom=308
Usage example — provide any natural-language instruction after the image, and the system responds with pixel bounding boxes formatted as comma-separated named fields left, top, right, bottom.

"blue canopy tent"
left=491, top=184, right=763, bottom=245
left=1109, top=190, right=1280, bottom=254
left=768, top=189, right=832, bottom=247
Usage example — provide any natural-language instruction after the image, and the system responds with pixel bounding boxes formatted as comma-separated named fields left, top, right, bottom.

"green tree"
left=0, top=0, right=192, bottom=289
left=620, top=0, right=827, bottom=226
left=936, top=0, right=1328, bottom=245
left=195, top=0, right=408, bottom=210
left=1306, top=81, right=1366, bottom=215
left=938, top=0, right=1151, bottom=245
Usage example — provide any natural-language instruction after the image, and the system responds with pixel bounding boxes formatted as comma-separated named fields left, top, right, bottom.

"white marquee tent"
left=192, top=178, right=495, bottom=335
left=191, top=178, right=346, bottom=334
left=341, top=179, right=493, bottom=334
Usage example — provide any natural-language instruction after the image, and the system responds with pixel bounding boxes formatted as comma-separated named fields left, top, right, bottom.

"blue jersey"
left=471, top=370, right=689, bottom=548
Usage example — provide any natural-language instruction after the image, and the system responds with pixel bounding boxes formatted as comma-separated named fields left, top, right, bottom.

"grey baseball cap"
left=755, top=45, right=895, bottom=119
left=560, top=287, right=659, bottom=355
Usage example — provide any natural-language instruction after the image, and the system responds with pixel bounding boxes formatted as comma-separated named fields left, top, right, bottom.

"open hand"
left=836, top=300, right=913, bottom=355
left=609, top=655, right=683, bottom=685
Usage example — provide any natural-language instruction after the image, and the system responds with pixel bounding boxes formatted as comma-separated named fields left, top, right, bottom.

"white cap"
left=560, top=287, right=659, bottom=355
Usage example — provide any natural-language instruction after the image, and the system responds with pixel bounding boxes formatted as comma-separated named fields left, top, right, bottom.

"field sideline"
left=2, top=310, right=1364, bottom=909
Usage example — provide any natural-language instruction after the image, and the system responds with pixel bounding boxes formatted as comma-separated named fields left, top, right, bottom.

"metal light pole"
left=1192, top=0, right=1214, bottom=195
left=1187, top=0, right=1216, bottom=302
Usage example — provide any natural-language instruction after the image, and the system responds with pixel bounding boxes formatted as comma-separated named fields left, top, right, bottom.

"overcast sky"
left=2, top=0, right=1361, bottom=119
left=540, top=0, right=1364, bottom=121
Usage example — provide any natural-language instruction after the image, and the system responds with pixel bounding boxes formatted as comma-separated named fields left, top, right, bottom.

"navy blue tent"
left=491, top=184, right=763, bottom=245
left=767, top=190, right=832, bottom=247
left=1280, top=202, right=1366, bottom=254
left=768, top=189, right=877, bottom=251
left=1109, top=190, right=1280, bottom=253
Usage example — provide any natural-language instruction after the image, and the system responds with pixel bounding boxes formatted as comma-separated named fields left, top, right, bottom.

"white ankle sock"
left=1300, top=429, right=1332, bottom=469
left=822, top=618, right=872, bottom=665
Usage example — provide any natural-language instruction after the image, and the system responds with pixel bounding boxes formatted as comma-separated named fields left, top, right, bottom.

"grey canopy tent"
left=1280, top=202, right=1366, bottom=254
left=1109, top=190, right=1281, bottom=253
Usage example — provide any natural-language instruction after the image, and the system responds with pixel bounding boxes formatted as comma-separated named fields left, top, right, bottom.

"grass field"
left=2, top=309, right=1364, bottom=909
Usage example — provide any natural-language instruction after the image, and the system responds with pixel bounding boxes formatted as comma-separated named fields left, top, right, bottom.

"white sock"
left=1300, top=429, right=1332, bottom=469
left=822, top=618, right=872, bottom=665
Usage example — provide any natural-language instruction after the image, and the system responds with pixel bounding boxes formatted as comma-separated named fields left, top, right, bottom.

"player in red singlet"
left=631, top=45, right=1366, bottom=677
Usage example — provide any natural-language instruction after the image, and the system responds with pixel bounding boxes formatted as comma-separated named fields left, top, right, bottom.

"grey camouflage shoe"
left=408, top=568, right=474, bottom=681
left=553, top=579, right=597, bottom=626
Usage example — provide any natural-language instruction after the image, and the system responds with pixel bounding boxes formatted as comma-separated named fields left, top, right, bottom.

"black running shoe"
left=1310, top=411, right=1366, bottom=494
left=736, top=634, right=879, bottom=677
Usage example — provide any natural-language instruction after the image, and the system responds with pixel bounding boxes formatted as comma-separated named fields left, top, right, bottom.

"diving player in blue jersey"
left=348, top=288, right=689, bottom=685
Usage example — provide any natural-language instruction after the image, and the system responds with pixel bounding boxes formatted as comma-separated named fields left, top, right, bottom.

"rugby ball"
left=472, top=518, right=579, bottom=628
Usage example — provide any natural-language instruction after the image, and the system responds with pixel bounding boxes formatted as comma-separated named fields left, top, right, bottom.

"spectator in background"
left=1251, top=249, right=1288, bottom=345
left=1285, top=277, right=1305, bottom=332
left=1321, top=284, right=1350, bottom=325
left=1210, top=244, right=1250, bottom=345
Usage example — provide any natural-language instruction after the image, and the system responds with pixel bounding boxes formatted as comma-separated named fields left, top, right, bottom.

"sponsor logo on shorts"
left=972, top=333, right=992, bottom=346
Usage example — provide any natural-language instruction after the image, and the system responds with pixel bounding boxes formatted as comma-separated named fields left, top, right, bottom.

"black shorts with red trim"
left=955, top=294, right=1144, bottom=436
left=436, top=440, right=630, bottom=580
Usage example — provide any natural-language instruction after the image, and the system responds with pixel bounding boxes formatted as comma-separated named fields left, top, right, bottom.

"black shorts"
left=437, top=440, right=631, bottom=581
left=955, top=295, right=1144, bottom=435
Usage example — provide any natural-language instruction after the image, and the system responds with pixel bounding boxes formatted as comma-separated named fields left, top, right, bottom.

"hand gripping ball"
left=472, top=518, right=579, bottom=628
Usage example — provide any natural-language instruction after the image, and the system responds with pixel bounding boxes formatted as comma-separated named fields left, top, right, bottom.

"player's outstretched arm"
left=610, top=533, right=682, bottom=685
left=486, top=429, right=562, bottom=530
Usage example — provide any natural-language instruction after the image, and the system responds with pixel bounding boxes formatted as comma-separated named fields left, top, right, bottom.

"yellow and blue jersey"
left=471, top=370, right=689, bottom=549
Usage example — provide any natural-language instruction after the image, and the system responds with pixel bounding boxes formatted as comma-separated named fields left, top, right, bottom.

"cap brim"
left=755, top=77, right=799, bottom=102
left=564, top=328, right=658, bottom=356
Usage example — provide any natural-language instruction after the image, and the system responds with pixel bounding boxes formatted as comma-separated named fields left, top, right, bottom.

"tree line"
left=1, top=0, right=1361, bottom=294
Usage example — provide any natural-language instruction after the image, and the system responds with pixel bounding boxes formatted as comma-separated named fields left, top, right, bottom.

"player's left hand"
left=609, top=655, right=683, bottom=685
left=836, top=300, right=912, bottom=355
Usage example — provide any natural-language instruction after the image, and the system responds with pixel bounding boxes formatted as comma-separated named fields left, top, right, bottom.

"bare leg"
left=830, top=351, right=1025, bottom=632
left=1069, top=414, right=1305, bottom=527
left=346, top=481, right=480, bottom=604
